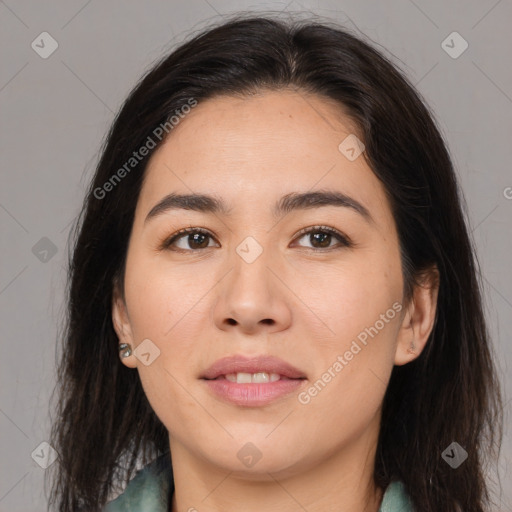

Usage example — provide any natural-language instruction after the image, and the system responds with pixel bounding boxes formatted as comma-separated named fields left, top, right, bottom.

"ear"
left=395, top=265, right=440, bottom=366
left=112, top=280, right=137, bottom=369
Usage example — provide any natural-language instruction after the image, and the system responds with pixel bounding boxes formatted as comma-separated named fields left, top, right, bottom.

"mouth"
left=200, top=354, right=307, bottom=381
left=201, top=374, right=307, bottom=407
left=200, top=355, right=307, bottom=406
left=204, top=372, right=306, bottom=383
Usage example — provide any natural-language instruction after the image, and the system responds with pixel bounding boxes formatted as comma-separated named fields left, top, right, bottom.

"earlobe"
left=394, top=266, right=440, bottom=366
left=112, top=284, right=137, bottom=369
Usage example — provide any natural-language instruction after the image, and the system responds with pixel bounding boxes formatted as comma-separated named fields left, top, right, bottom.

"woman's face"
left=113, top=89, right=425, bottom=478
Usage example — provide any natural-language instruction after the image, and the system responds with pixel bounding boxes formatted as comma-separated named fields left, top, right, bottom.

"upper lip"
left=200, top=354, right=307, bottom=380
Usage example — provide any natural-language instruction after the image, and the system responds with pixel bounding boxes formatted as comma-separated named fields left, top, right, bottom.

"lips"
left=200, top=354, right=307, bottom=380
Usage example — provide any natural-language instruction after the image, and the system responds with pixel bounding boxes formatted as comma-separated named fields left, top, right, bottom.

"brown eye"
left=310, top=232, right=331, bottom=248
left=162, top=228, right=217, bottom=251
left=293, top=226, right=352, bottom=250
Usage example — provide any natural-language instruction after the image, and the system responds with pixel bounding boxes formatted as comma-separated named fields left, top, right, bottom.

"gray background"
left=1, top=0, right=511, bottom=510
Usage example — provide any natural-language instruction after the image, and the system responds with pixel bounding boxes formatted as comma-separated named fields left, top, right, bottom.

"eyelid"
left=293, top=224, right=349, bottom=241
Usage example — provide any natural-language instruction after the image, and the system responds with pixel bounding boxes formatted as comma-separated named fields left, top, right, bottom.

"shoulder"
left=378, top=480, right=415, bottom=512
left=102, top=454, right=173, bottom=512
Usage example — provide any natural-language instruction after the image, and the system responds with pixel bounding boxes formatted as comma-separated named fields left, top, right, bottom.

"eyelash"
left=159, top=225, right=352, bottom=252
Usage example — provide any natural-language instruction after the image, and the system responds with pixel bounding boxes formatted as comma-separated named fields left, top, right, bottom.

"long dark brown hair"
left=46, top=13, right=504, bottom=512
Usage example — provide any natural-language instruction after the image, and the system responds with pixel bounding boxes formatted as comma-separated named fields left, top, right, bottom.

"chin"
left=201, top=439, right=308, bottom=478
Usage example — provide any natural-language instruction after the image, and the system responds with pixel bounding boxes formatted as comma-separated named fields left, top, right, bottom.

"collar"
left=104, top=454, right=414, bottom=511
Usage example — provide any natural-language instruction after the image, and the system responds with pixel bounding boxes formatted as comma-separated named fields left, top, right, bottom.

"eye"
left=160, top=227, right=218, bottom=252
left=160, top=225, right=352, bottom=252
left=292, top=225, right=352, bottom=251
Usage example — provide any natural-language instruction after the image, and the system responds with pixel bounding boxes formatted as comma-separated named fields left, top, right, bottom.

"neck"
left=168, top=415, right=384, bottom=512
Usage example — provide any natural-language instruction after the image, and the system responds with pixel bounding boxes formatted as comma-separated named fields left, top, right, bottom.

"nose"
left=212, top=245, right=292, bottom=335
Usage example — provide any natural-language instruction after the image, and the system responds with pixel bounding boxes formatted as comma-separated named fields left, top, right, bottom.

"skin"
left=112, top=89, right=439, bottom=512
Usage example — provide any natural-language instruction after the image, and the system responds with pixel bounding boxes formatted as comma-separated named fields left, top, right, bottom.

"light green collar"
left=104, top=454, right=414, bottom=511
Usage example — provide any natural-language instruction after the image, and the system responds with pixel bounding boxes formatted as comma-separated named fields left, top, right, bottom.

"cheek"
left=122, top=256, right=205, bottom=428
left=293, top=241, right=403, bottom=347
left=292, top=241, right=402, bottom=413
left=122, top=252, right=208, bottom=402
left=295, top=296, right=402, bottom=452
left=123, top=248, right=208, bottom=342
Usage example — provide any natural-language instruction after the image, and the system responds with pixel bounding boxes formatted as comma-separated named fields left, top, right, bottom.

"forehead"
left=136, top=90, right=391, bottom=227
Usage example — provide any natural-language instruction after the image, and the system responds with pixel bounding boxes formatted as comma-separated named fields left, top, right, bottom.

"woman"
left=47, top=14, right=504, bottom=512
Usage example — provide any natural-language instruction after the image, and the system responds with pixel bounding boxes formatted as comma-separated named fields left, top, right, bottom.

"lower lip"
left=202, top=376, right=306, bottom=406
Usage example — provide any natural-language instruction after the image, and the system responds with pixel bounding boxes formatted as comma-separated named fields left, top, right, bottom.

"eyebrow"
left=144, top=190, right=374, bottom=225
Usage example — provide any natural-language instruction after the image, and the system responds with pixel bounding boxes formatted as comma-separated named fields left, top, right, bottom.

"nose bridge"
left=212, top=232, right=291, bottom=332
left=229, top=233, right=274, bottom=297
